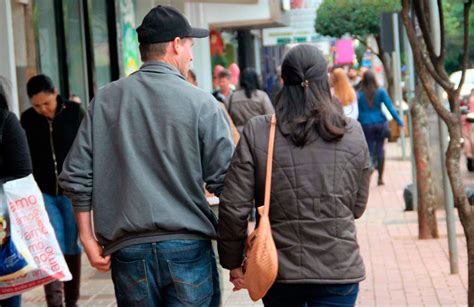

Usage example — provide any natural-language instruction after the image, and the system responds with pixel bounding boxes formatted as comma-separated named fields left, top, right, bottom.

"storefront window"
left=34, top=0, right=61, bottom=90
left=63, top=0, right=88, bottom=104
left=88, top=0, right=112, bottom=88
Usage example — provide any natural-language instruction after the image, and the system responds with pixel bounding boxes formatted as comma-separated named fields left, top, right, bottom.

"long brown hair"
left=331, top=68, right=356, bottom=107
left=360, top=70, right=379, bottom=108
left=274, top=44, right=347, bottom=146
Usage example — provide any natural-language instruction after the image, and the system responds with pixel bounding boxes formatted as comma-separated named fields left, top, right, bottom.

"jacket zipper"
left=48, top=119, right=59, bottom=195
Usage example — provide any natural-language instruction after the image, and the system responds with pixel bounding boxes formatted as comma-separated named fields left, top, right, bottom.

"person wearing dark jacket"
left=225, top=67, right=274, bottom=133
left=21, top=75, right=84, bottom=307
left=0, top=81, right=32, bottom=307
left=218, top=44, right=370, bottom=306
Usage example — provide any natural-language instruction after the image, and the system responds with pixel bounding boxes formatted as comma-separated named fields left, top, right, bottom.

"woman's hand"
left=229, top=267, right=246, bottom=291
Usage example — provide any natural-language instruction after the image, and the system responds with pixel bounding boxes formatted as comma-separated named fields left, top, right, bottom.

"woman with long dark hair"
left=226, top=67, right=274, bottom=132
left=218, top=44, right=370, bottom=306
left=357, top=70, right=404, bottom=185
left=0, top=81, right=32, bottom=307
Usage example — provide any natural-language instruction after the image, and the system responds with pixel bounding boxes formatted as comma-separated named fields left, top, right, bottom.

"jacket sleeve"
left=1, top=113, right=32, bottom=182
left=218, top=121, right=256, bottom=269
left=58, top=102, right=94, bottom=212
left=381, top=89, right=404, bottom=126
left=200, top=99, right=235, bottom=196
left=354, top=142, right=371, bottom=219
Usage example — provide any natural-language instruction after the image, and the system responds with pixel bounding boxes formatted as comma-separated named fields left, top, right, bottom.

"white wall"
left=0, top=0, right=19, bottom=115
left=200, top=0, right=271, bottom=24
left=185, top=3, right=213, bottom=92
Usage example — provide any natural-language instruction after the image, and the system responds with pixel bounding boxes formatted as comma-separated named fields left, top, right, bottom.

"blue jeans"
left=111, top=240, right=220, bottom=307
left=43, top=194, right=81, bottom=255
left=0, top=295, right=21, bottom=307
left=262, top=283, right=359, bottom=307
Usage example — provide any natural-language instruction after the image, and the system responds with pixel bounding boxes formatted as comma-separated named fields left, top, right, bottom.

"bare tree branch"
left=456, top=0, right=473, bottom=96
left=419, top=48, right=453, bottom=91
left=401, top=0, right=452, bottom=125
left=437, top=0, right=446, bottom=63
left=413, top=0, right=441, bottom=73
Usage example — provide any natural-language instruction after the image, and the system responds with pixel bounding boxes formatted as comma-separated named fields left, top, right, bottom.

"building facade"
left=1, top=0, right=289, bottom=115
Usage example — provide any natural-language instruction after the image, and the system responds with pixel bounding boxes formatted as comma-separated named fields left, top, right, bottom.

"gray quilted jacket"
left=225, top=89, right=274, bottom=132
left=218, top=115, right=370, bottom=284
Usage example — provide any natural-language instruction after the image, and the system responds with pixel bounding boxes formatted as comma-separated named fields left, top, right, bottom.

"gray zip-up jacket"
left=59, top=62, right=235, bottom=255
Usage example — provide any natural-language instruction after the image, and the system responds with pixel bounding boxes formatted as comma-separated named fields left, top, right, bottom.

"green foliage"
left=315, top=0, right=400, bottom=39
left=443, top=1, right=474, bottom=73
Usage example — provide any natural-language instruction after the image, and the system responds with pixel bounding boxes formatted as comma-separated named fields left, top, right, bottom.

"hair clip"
left=300, top=80, right=309, bottom=88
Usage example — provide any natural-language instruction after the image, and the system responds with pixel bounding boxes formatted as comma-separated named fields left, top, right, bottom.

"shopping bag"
left=0, top=185, right=36, bottom=282
left=0, top=175, right=71, bottom=300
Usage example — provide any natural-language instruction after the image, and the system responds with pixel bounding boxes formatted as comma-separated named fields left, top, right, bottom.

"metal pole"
left=436, top=86, right=458, bottom=274
left=429, top=0, right=458, bottom=274
left=404, top=26, right=418, bottom=211
left=392, top=14, right=406, bottom=160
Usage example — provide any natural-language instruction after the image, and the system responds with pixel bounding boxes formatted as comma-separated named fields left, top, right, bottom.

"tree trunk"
left=411, top=84, right=439, bottom=239
left=444, top=112, right=474, bottom=304
left=466, top=229, right=474, bottom=306
left=374, top=35, right=395, bottom=101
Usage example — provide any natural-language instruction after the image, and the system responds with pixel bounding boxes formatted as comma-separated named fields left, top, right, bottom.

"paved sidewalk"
left=21, top=142, right=468, bottom=306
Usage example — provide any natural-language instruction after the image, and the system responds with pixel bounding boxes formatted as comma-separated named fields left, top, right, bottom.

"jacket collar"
left=138, top=61, right=185, bottom=81
left=55, top=95, right=65, bottom=114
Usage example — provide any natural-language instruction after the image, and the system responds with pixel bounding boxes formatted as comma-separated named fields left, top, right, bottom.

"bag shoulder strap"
left=227, top=92, right=235, bottom=115
left=262, top=114, right=276, bottom=217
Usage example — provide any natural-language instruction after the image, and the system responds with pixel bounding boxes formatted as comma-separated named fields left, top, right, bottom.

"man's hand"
left=75, top=211, right=110, bottom=272
left=229, top=267, right=246, bottom=291
left=81, top=237, right=111, bottom=272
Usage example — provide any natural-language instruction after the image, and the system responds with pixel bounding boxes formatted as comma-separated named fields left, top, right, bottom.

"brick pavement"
left=20, top=142, right=468, bottom=306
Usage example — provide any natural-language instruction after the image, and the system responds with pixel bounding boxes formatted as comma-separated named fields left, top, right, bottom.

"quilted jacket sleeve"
left=218, top=121, right=256, bottom=269
left=353, top=143, right=371, bottom=219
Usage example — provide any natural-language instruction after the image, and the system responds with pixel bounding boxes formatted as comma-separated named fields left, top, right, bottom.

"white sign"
left=262, top=3, right=323, bottom=46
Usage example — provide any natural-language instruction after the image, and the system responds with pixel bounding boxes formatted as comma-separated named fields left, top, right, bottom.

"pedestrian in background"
left=218, top=44, right=370, bottom=307
left=0, top=80, right=32, bottom=307
left=21, top=75, right=83, bottom=307
left=226, top=67, right=274, bottom=133
left=213, top=69, right=233, bottom=103
left=331, top=68, right=358, bottom=119
left=357, top=70, right=404, bottom=185
left=59, top=5, right=234, bottom=306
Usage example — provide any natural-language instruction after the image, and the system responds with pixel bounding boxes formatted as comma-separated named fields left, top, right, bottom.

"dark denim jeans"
left=362, top=122, right=389, bottom=164
left=111, top=240, right=220, bottom=307
left=262, top=283, right=359, bottom=307
left=0, top=295, right=21, bottom=307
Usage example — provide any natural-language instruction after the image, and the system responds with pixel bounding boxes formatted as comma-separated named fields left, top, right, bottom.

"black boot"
left=44, top=281, right=63, bottom=307
left=377, top=156, right=385, bottom=186
left=64, top=254, right=82, bottom=307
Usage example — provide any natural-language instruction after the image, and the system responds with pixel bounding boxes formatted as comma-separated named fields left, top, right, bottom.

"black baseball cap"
left=137, top=5, right=209, bottom=44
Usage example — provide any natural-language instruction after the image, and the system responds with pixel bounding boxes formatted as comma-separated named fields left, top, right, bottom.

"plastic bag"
left=0, top=236, right=36, bottom=281
left=0, top=185, right=36, bottom=282
left=0, top=175, right=71, bottom=300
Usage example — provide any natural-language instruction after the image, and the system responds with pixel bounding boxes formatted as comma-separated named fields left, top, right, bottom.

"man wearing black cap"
left=59, top=5, right=234, bottom=306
